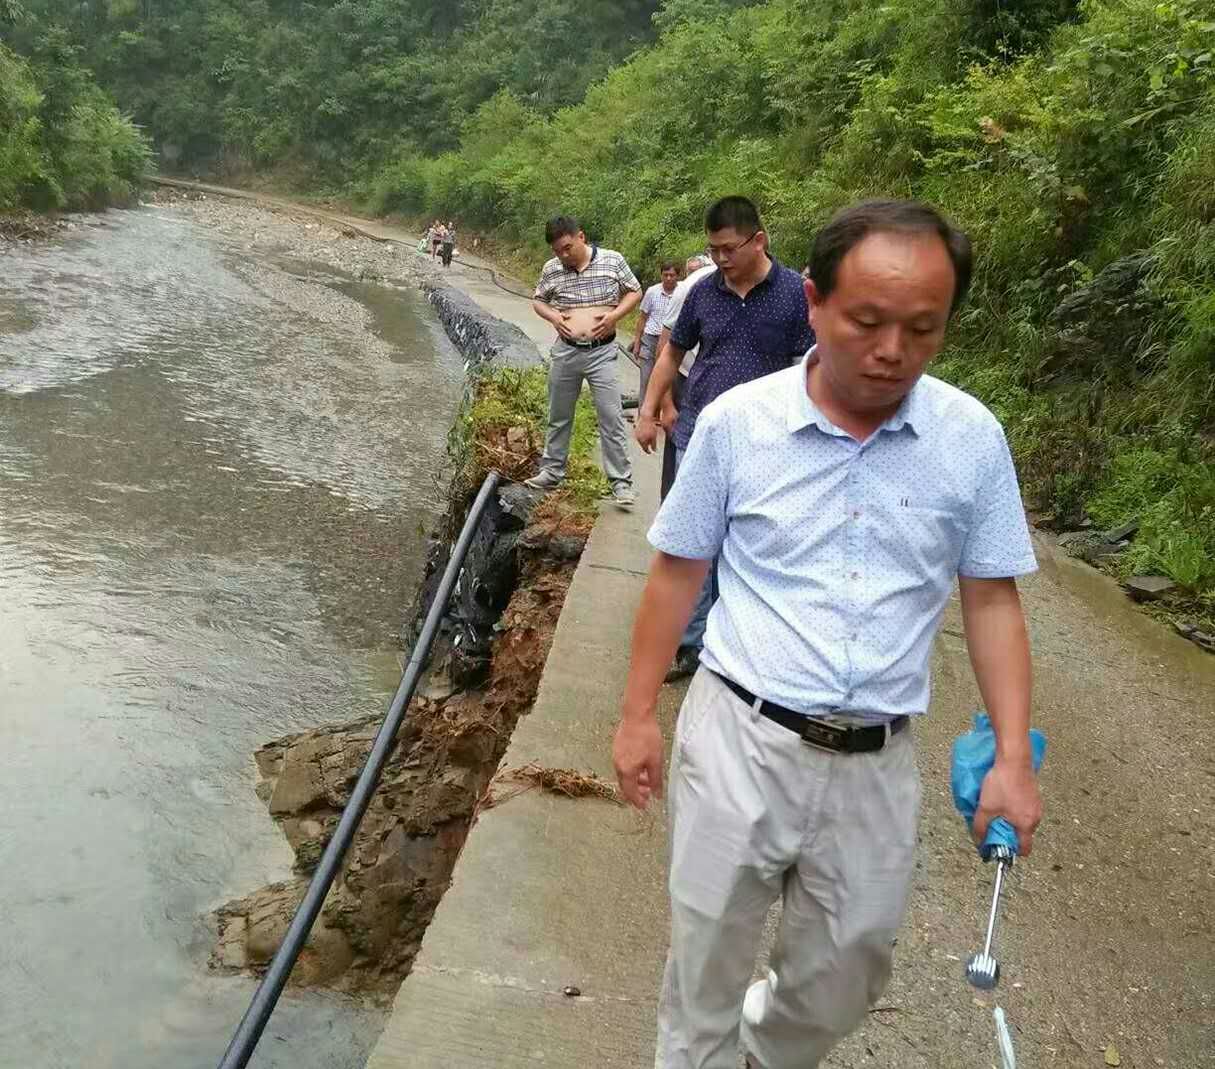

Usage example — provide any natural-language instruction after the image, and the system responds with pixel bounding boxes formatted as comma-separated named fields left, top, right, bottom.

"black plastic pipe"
left=217, top=470, right=502, bottom=1068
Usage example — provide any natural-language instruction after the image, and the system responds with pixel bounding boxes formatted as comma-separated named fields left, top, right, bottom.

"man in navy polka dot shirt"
left=636, top=196, right=815, bottom=681
left=614, top=200, right=1043, bottom=1069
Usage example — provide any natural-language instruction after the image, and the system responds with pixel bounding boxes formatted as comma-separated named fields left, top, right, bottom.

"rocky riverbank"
left=0, top=210, right=85, bottom=247
left=212, top=483, right=585, bottom=995
left=168, top=188, right=597, bottom=996
left=153, top=186, right=416, bottom=283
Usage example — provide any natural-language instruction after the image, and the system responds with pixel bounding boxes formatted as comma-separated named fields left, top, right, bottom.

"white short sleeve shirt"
left=648, top=350, right=1037, bottom=719
left=662, top=264, right=716, bottom=375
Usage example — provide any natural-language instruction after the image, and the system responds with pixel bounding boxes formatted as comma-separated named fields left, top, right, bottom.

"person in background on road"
left=440, top=222, right=456, bottom=268
left=614, top=199, right=1043, bottom=1069
left=636, top=196, right=815, bottom=681
left=527, top=215, right=642, bottom=508
left=653, top=253, right=714, bottom=500
left=632, top=260, right=682, bottom=403
left=430, top=220, right=445, bottom=258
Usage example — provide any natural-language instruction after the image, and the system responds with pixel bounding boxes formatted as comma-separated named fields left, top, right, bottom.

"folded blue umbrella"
left=951, top=712, right=1047, bottom=860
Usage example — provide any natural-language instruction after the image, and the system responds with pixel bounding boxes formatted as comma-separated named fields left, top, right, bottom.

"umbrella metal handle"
left=966, top=844, right=1012, bottom=990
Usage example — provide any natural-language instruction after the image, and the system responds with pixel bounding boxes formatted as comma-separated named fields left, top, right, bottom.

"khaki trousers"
left=656, top=669, right=921, bottom=1069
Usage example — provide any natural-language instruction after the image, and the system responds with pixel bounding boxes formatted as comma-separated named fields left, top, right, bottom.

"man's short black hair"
left=705, top=196, right=762, bottom=236
left=660, top=258, right=681, bottom=273
left=809, top=199, right=973, bottom=314
left=544, top=215, right=582, bottom=244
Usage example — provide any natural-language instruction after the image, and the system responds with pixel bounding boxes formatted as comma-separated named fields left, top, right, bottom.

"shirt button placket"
left=847, top=450, right=862, bottom=646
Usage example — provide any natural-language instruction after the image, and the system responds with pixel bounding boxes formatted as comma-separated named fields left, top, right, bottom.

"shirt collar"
left=786, top=347, right=924, bottom=438
left=566, top=245, right=599, bottom=274
left=713, top=255, right=779, bottom=294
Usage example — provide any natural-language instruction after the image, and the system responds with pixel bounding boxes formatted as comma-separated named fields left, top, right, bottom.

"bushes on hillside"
left=0, top=45, right=46, bottom=210
left=374, top=0, right=1215, bottom=601
left=0, top=36, right=149, bottom=211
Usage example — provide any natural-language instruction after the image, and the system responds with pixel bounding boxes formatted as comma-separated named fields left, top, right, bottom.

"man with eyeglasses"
left=636, top=196, right=815, bottom=680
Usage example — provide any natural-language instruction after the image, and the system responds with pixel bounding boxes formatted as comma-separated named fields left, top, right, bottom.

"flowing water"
left=0, top=207, right=464, bottom=1067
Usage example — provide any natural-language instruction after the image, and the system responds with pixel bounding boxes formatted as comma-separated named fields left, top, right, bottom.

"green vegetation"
left=10, top=0, right=1215, bottom=618
left=409, top=0, right=1213, bottom=616
left=0, top=15, right=149, bottom=213
left=455, top=366, right=608, bottom=525
left=11, top=0, right=664, bottom=175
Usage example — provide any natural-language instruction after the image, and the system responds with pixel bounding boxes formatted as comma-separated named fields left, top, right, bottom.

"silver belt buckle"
left=799, top=717, right=849, bottom=753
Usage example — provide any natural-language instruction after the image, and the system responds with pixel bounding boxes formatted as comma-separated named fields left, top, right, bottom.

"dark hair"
left=544, top=215, right=582, bottom=244
left=705, top=195, right=762, bottom=236
left=810, top=199, right=973, bottom=314
left=660, top=259, right=680, bottom=273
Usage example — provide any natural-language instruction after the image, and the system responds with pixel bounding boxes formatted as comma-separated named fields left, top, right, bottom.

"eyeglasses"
left=707, top=232, right=759, bottom=261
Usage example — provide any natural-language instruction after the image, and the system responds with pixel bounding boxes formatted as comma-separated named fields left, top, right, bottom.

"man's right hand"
left=634, top=412, right=660, bottom=453
left=555, top=313, right=575, bottom=341
left=613, top=715, right=665, bottom=809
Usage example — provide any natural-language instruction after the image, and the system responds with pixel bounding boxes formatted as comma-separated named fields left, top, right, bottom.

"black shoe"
left=664, top=646, right=700, bottom=684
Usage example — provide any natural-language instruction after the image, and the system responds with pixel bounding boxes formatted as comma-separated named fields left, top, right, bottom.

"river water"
left=0, top=207, right=464, bottom=1066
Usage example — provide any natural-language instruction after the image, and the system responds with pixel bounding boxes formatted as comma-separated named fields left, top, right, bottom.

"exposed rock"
left=1068, top=536, right=1127, bottom=564
left=1189, top=630, right=1215, bottom=652
left=1125, top=575, right=1177, bottom=602
left=549, top=534, right=588, bottom=560
left=1104, top=520, right=1141, bottom=544
left=1056, top=531, right=1092, bottom=549
left=497, top=482, right=543, bottom=530
left=1045, top=253, right=1159, bottom=380
left=517, top=524, right=587, bottom=560
left=1088, top=541, right=1130, bottom=561
left=211, top=541, right=580, bottom=995
left=268, top=747, right=326, bottom=815
left=192, top=190, right=584, bottom=995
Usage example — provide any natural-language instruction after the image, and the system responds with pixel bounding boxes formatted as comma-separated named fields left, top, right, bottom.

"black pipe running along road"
left=216, top=470, right=502, bottom=1069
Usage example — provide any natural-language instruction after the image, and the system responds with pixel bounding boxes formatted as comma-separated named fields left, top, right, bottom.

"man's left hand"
left=591, top=312, right=615, bottom=341
left=973, top=759, right=1042, bottom=856
left=659, top=395, right=679, bottom=434
left=635, top=412, right=660, bottom=453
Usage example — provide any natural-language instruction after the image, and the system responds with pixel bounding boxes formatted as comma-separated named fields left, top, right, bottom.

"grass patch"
left=449, top=365, right=609, bottom=526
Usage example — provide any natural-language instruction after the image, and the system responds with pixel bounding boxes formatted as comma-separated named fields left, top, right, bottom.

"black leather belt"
left=569, top=333, right=616, bottom=348
left=714, top=672, right=908, bottom=753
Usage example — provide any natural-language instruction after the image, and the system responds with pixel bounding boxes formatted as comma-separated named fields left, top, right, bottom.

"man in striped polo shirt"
left=528, top=215, right=642, bottom=507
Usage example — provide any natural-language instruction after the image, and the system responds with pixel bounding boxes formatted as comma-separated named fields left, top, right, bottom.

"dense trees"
left=6, top=0, right=1215, bottom=598
left=368, top=0, right=1215, bottom=600
left=11, top=0, right=666, bottom=171
left=0, top=9, right=148, bottom=211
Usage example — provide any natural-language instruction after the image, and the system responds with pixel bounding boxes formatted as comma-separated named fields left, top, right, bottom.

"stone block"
left=269, top=754, right=326, bottom=815
left=1125, top=575, right=1176, bottom=602
left=1104, top=520, right=1140, bottom=544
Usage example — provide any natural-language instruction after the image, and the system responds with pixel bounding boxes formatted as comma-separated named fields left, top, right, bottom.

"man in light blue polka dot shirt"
left=613, top=200, right=1044, bottom=1069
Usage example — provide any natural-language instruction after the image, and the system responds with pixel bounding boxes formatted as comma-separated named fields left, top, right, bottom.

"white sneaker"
left=742, top=969, right=778, bottom=1029
left=611, top=484, right=637, bottom=508
left=523, top=471, right=563, bottom=491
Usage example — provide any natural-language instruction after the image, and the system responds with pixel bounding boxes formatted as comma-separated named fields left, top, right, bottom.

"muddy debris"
left=211, top=519, right=580, bottom=995
left=486, top=763, right=623, bottom=809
